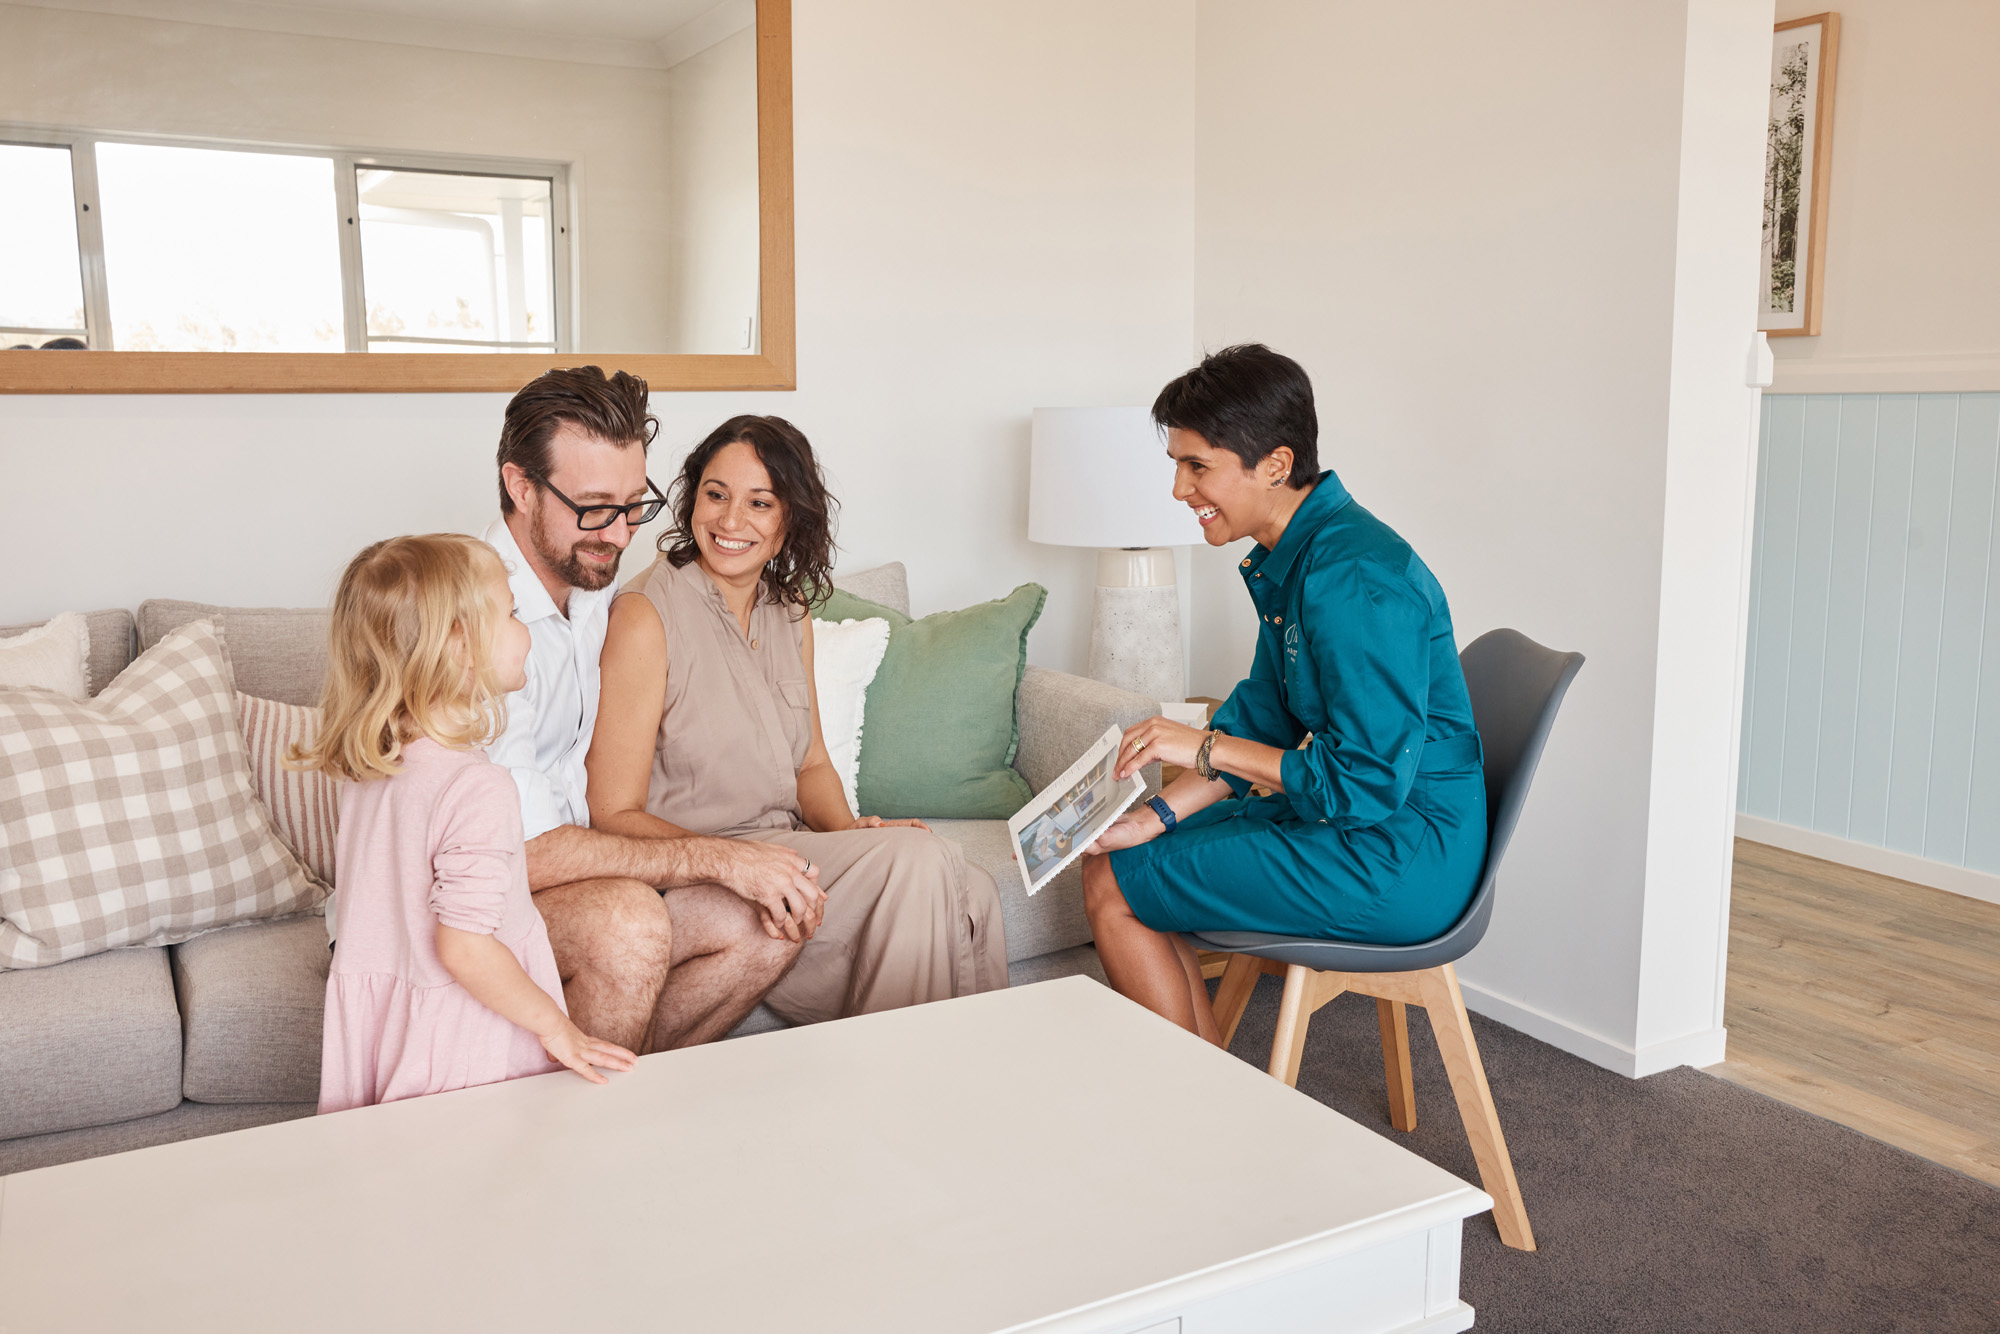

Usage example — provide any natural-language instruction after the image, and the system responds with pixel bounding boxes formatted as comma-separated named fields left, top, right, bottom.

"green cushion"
left=816, top=583, right=1045, bottom=819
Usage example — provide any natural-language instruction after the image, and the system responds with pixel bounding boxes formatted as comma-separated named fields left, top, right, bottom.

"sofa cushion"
left=0, top=619, right=328, bottom=969
left=236, top=692, right=338, bottom=888
left=830, top=561, right=909, bottom=617
left=0, top=611, right=90, bottom=696
left=0, top=608, right=137, bottom=698
left=0, top=1100, right=312, bottom=1178
left=930, top=818, right=1090, bottom=963
left=816, top=584, right=1044, bottom=819
left=138, top=600, right=329, bottom=706
left=171, top=916, right=329, bottom=1104
left=0, top=946, right=182, bottom=1139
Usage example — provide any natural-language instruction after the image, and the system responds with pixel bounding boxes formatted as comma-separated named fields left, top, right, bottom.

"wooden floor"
left=1706, top=838, right=2000, bottom=1187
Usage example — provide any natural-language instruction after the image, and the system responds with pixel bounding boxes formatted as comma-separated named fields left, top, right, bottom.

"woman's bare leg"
left=1083, top=853, right=1221, bottom=1045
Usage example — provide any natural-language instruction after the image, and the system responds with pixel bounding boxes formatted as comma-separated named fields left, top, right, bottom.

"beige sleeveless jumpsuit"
left=624, top=558, right=1008, bottom=1024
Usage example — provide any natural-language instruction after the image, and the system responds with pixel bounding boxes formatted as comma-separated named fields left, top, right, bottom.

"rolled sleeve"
left=429, top=767, right=523, bottom=934
left=1282, top=564, right=1430, bottom=828
left=1211, top=635, right=1306, bottom=799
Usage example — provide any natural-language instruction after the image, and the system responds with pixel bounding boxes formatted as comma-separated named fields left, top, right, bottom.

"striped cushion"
left=235, top=692, right=337, bottom=890
left=0, top=620, right=326, bottom=970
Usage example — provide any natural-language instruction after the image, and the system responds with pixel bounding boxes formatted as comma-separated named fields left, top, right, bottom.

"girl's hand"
left=850, top=814, right=931, bottom=832
left=1084, top=806, right=1167, bottom=856
left=1113, top=717, right=1208, bottom=781
left=540, top=1021, right=638, bottom=1085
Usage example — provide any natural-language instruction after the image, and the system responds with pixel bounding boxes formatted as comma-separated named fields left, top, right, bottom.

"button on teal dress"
left=1111, top=470, right=1487, bottom=946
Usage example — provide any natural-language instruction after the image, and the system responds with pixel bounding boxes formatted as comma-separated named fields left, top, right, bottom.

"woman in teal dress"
left=1082, top=345, right=1487, bottom=1044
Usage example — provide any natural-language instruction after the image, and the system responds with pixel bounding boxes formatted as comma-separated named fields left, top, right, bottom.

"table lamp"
left=1029, top=406, right=1202, bottom=701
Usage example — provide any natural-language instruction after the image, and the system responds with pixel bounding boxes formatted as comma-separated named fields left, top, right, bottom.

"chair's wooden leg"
left=1266, top=967, right=1346, bottom=1087
left=1267, top=965, right=1315, bottom=1086
left=1376, top=998, right=1417, bottom=1132
left=1420, top=965, right=1536, bottom=1251
left=1211, top=954, right=1262, bottom=1049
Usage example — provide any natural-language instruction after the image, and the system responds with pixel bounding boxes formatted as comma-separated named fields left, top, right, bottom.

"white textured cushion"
left=0, top=620, right=327, bottom=970
left=810, top=616, right=892, bottom=815
left=0, top=611, right=90, bottom=698
left=235, top=692, right=337, bottom=891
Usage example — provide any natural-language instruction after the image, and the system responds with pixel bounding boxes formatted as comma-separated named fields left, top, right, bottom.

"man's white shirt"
left=483, top=516, right=615, bottom=841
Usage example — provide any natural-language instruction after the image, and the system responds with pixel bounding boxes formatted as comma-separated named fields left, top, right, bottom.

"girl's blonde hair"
left=290, top=533, right=511, bottom=783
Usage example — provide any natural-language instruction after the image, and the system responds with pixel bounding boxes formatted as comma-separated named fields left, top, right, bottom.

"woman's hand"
left=1084, top=805, right=1167, bottom=856
left=1113, top=716, right=1209, bottom=781
left=539, top=1020, right=639, bottom=1085
left=850, top=815, right=931, bottom=832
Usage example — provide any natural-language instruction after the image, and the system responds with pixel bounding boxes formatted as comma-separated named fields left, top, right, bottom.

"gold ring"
left=1131, top=738, right=1148, bottom=752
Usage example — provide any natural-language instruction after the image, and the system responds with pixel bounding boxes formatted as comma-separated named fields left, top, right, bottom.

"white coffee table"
left=0, top=976, right=1490, bottom=1333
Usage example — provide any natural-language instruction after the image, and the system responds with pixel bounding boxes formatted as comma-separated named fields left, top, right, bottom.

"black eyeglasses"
left=532, top=476, right=667, bottom=531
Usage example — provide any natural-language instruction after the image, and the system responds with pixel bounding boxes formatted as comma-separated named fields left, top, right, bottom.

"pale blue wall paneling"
left=1848, top=395, right=1917, bottom=847
left=1740, top=393, right=2000, bottom=875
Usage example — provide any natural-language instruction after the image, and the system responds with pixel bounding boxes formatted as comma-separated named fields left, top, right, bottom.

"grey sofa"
left=0, top=563, right=1157, bottom=1176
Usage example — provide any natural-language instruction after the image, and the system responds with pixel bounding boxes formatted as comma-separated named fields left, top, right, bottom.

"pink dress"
left=318, top=738, right=566, bottom=1114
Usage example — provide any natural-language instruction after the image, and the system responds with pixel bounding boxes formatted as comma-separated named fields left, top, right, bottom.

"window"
left=358, top=170, right=555, bottom=352
left=97, top=143, right=345, bottom=353
left=0, top=143, right=87, bottom=349
left=0, top=129, right=569, bottom=353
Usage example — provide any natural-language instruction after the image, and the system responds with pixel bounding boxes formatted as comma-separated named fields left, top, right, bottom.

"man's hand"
left=715, top=840, right=826, bottom=942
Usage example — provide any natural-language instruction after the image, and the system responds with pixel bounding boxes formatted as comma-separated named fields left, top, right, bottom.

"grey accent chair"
left=1186, top=628, right=1584, bottom=1253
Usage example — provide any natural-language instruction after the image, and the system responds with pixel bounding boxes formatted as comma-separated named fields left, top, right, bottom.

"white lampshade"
left=1028, top=406, right=1203, bottom=549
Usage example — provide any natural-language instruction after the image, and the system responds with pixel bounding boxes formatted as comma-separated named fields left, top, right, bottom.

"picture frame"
left=1759, top=12, right=1840, bottom=337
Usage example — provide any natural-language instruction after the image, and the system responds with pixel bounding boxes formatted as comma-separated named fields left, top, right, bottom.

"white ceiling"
left=14, top=0, right=754, bottom=68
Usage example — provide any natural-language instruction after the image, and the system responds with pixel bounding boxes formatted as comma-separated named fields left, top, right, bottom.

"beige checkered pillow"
left=0, top=620, right=326, bottom=970
left=235, top=691, right=337, bottom=889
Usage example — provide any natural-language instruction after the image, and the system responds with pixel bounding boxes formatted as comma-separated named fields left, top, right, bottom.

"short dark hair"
left=496, top=366, right=657, bottom=514
left=1151, top=344, right=1318, bottom=488
left=660, top=415, right=838, bottom=610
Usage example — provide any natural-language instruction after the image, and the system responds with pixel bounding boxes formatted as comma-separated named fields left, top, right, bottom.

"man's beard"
left=530, top=510, right=624, bottom=592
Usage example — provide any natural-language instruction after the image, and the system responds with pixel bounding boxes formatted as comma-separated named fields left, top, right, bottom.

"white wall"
left=1767, top=0, right=2000, bottom=392
left=0, top=0, right=1198, bottom=686
left=664, top=24, right=762, bottom=355
left=1192, top=0, right=1772, bottom=1074
left=0, top=2, right=678, bottom=350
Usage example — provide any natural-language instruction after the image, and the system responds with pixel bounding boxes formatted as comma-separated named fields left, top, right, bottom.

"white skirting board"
left=1454, top=978, right=1727, bottom=1080
left=1735, top=814, right=2000, bottom=908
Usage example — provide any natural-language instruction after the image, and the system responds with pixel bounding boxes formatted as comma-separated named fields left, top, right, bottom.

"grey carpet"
left=1219, top=975, right=2000, bottom=1333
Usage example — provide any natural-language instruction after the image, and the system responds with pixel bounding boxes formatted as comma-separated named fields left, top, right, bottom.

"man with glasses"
left=484, top=366, right=819, bottom=1054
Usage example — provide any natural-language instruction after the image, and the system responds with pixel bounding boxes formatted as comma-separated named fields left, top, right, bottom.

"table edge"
left=992, top=1185, right=1492, bottom=1333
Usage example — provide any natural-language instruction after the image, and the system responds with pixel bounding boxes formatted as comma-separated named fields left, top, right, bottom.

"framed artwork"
left=1759, top=12, right=1841, bottom=336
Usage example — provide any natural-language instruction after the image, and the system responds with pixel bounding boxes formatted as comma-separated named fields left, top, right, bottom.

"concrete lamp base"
left=1086, top=547, right=1184, bottom=703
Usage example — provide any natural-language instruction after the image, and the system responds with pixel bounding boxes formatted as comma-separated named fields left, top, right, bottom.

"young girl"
left=297, top=533, right=636, bottom=1114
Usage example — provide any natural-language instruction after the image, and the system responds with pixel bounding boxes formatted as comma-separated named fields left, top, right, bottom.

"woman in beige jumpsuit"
left=586, top=415, right=1008, bottom=1024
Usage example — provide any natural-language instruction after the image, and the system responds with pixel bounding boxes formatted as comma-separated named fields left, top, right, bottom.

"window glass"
left=95, top=142, right=344, bottom=352
left=357, top=169, right=554, bottom=351
left=0, top=143, right=88, bottom=347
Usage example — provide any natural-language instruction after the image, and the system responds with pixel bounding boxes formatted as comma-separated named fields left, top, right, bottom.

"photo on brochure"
left=1007, top=724, right=1146, bottom=898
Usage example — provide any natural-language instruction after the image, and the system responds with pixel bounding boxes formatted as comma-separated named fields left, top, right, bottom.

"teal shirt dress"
left=1110, top=470, right=1487, bottom=946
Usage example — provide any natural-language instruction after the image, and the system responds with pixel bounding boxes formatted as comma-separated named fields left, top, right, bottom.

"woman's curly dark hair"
left=659, top=415, right=837, bottom=609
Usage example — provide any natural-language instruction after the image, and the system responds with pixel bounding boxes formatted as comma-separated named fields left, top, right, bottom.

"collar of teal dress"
left=1240, top=469, right=1352, bottom=587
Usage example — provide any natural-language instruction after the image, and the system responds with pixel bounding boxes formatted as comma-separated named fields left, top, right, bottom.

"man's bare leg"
left=645, top=885, right=802, bottom=1050
left=534, top=877, right=676, bottom=1053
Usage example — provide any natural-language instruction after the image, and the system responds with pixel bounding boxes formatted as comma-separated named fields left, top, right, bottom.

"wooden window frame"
left=0, top=0, right=794, bottom=395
